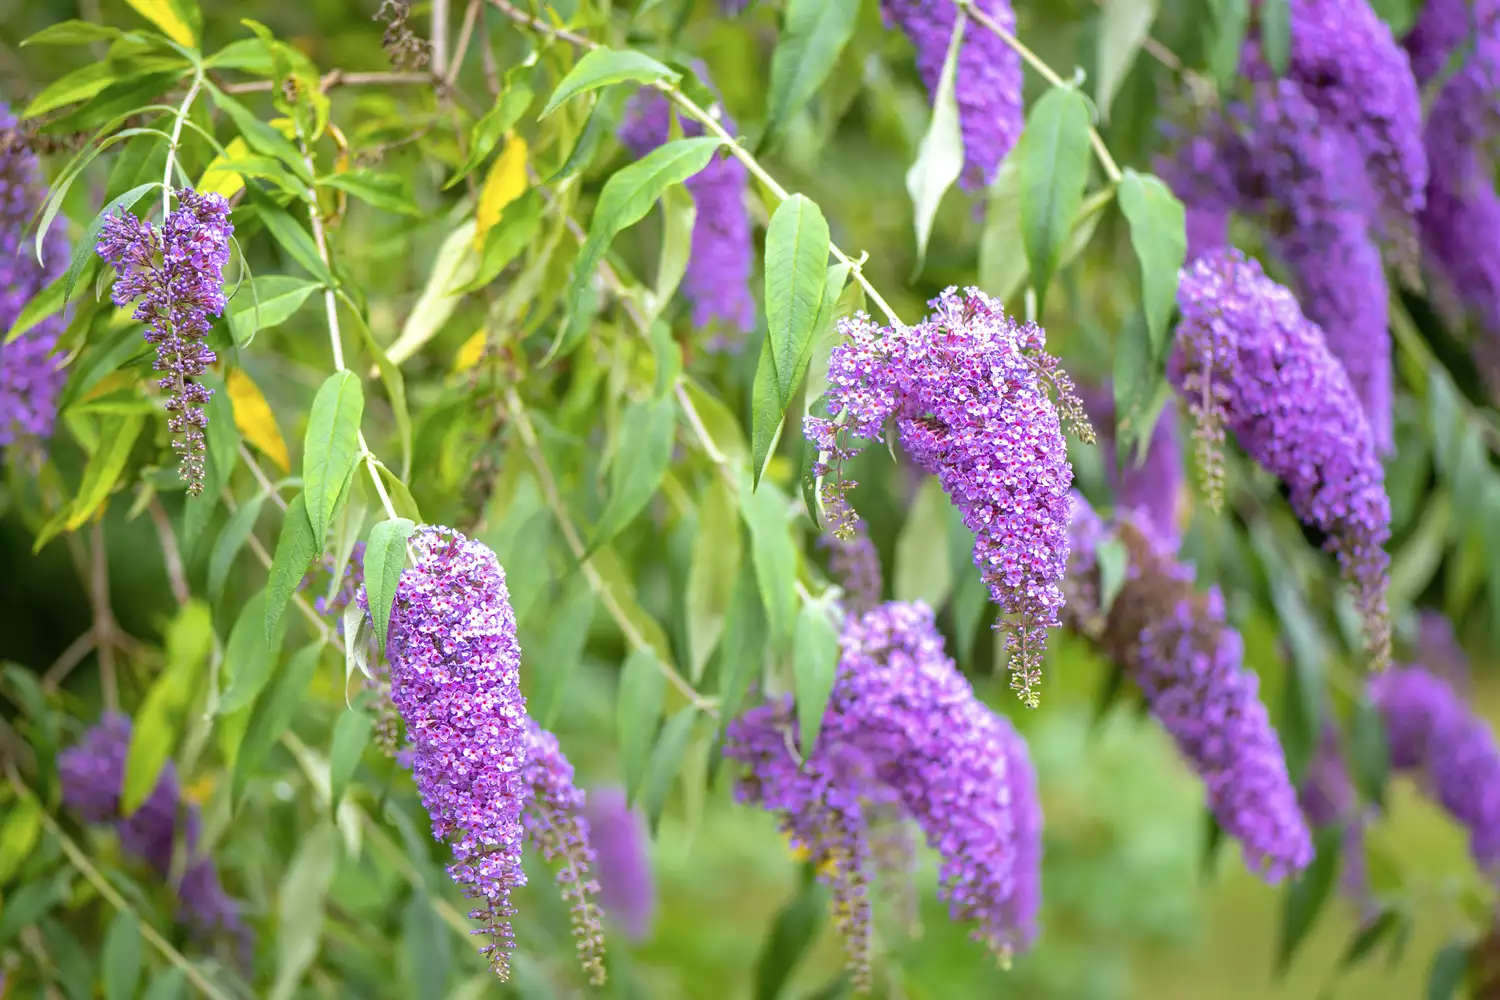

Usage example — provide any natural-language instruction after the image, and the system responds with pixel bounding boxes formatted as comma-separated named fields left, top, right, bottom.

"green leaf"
left=205, top=83, right=311, bottom=181
left=452, top=190, right=544, bottom=295
left=1017, top=86, right=1093, bottom=311
left=760, top=194, right=831, bottom=482
left=1096, top=536, right=1129, bottom=615
left=65, top=412, right=144, bottom=531
left=751, top=342, right=786, bottom=489
left=894, top=476, right=954, bottom=611
left=1206, top=0, right=1251, bottom=88
left=528, top=575, right=597, bottom=727
left=318, top=170, right=420, bottom=215
left=208, top=491, right=267, bottom=603
left=1096, top=0, right=1158, bottom=122
left=765, top=0, right=862, bottom=145
left=270, top=821, right=338, bottom=1000
left=1117, top=169, right=1187, bottom=359
left=447, top=78, right=535, bottom=189
left=793, top=599, right=841, bottom=757
left=540, top=47, right=678, bottom=119
left=6, top=271, right=67, bottom=344
left=101, top=911, right=143, bottom=1000
left=0, top=878, right=62, bottom=945
left=711, top=557, right=768, bottom=766
left=568, top=137, right=723, bottom=323
left=741, top=473, right=798, bottom=655
left=46, top=71, right=184, bottom=135
left=303, top=371, right=365, bottom=544
left=235, top=643, right=322, bottom=803
left=246, top=187, right=336, bottom=286
left=24, top=61, right=120, bottom=117
left=403, top=890, right=451, bottom=1000
left=329, top=708, right=372, bottom=811
left=650, top=182, right=697, bottom=322
left=1348, top=698, right=1390, bottom=809
left=63, top=181, right=159, bottom=307
left=1261, top=0, right=1292, bottom=76
left=905, top=13, right=967, bottom=273
left=547, top=85, right=628, bottom=185
left=755, top=880, right=825, bottom=1000
left=364, top=517, right=416, bottom=655
left=265, top=493, right=320, bottom=643
left=686, top=476, right=742, bottom=682
left=643, top=706, right=698, bottom=834
left=122, top=601, right=212, bottom=815
left=221, top=588, right=285, bottom=714
left=0, top=791, right=41, bottom=885
left=140, top=968, right=187, bottom=1000
left=1113, top=310, right=1167, bottom=467
left=385, top=220, right=479, bottom=366
left=590, top=396, right=677, bottom=551
left=22, top=19, right=123, bottom=46
left=1275, top=821, right=1343, bottom=975
left=1337, top=907, right=1401, bottom=972
left=227, top=274, right=319, bottom=347
left=618, top=648, right=667, bottom=805
left=1426, top=941, right=1468, bottom=1000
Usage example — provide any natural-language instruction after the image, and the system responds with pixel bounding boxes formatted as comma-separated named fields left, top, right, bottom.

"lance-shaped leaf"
left=529, top=576, right=597, bottom=727
left=365, top=516, right=417, bottom=655
left=221, top=588, right=285, bottom=714
left=754, top=879, right=826, bottom=1000
left=1016, top=86, right=1093, bottom=311
left=1260, top=0, right=1291, bottom=76
left=1275, top=827, right=1343, bottom=975
left=1118, top=169, right=1187, bottom=358
left=894, top=476, right=954, bottom=611
left=540, top=47, right=678, bottom=119
left=793, top=597, right=841, bottom=756
left=303, top=371, right=365, bottom=544
left=642, top=706, right=698, bottom=834
left=65, top=412, right=144, bottom=531
left=245, top=186, right=336, bottom=287
left=765, top=0, right=862, bottom=146
left=686, top=476, right=742, bottom=681
left=101, top=911, right=142, bottom=1000
left=905, top=12, right=966, bottom=273
left=265, top=493, right=319, bottom=643
left=589, top=396, right=677, bottom=552
left=122, top=601, right=212, bottom=815
left=329, top=708, right=372, bottom=811
left=385, top=220, right=479, bottom=365
left=447, top=74, right=535, bottom=189
left=234, top=643, right=323, bottom=804
left=617, top=648, right=666, bottom=804
left=741, top=471, right=798, bottom=655
left=1095, top=0, right=1159, bottom=122
left=227, top=274, right=319, bottom=347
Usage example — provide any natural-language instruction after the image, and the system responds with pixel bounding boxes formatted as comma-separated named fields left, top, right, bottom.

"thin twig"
left=431, top=0, right=451, bottom=79
left=90, top=522, right=118, bottom=713
left=41, top=633, right=95, bottom=694
left=162, top=68, right=205, bottom=216
left=148, top=498, right=192, bottom=607
left=446, top=0, right=482, bottom=90
left=220, top=70, right=433, bottom=94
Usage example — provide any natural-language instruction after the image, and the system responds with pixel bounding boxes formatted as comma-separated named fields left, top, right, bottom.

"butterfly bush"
left=1369, top=665, right=1500, bottom=877
left=96, top=188, right=233, bottom=494
left=379, top=525, right=531, bottom=978
left=881, top=0, right=1023, bottom=190
left=1171, top=248, right=1392, bottom=670
left=0, top=109, right=67, bottom=447
left=59, top=715, right=252, bottom=961
left=805, top=288, right=1088, bottom=706
left=1296, top=725, right=1375, bottom=913
left=818, top=501, right=884, bottom=616
left=619, top=85, right=755, bottom=350
left=581, top=787, right=655, bottom=942
left=1079, top=384, right=1186, bottom=544
left=725, top=601, right=1042, bottom=988
left=1064, top=497, right=1314, bottom=882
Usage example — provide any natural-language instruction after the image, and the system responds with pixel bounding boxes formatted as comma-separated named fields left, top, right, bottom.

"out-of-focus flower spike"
left=581, top=787, right=655, bottom=942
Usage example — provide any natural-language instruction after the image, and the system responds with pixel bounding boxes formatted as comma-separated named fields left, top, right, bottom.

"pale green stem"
left=162, top=68, right=206, bottom=217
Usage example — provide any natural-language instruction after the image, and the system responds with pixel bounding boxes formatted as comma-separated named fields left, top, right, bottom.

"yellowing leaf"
left=197, top=137, right=250, bottom=200
left=228, top=368, right=290, bottom=473
left=268, top=117, right=299, bottom=140
left=125, top=0, right=195, bottom=47
left=453, top=329, right=488, bottom=373
left=474, top=134, right=529, bottom=250
left=182, top=772, right=216, bottom=805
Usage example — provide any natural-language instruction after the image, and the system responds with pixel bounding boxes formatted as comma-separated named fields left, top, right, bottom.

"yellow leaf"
left=453, top=329, right=488, bottom=373
left=474, top=134, right=529, bottom=251
left=125, top=0, right=196, bottom=47
left=182, top=772, right=216, bottom=806
left=197, top=137, right=250, bottom=200
left=268, top=117, right=299, bottom=140
left=227, top=368, right=290, bottom=473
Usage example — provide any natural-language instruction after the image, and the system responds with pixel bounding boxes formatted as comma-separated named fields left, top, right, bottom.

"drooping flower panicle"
left=59, top=715, right=252, bottom=961
left=96, top=188, right=233, bottom=494
left=0, top=106, right=67, bottom=447
left=1170, top=248, right=1392, bottom=670
left=881, top=0, right=1024, bottom=190
left=380, top=526, right=531, bottom=979
left=581, top=787, right=655, bottom=942
left=726, top=601, right=1042, bottom=987
left=806, top=287, right=1085, bottom=706
left=1063, top=498, right=1315, bottom=883
left=619, top=86, right=755, bottom=351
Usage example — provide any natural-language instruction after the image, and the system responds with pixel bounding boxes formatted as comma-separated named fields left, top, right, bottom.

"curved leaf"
left=540, top=47, right=678, bottom=119
left=1016, top=86, right=1093, bottom=310
left=302, top=371, right=365, bottom=543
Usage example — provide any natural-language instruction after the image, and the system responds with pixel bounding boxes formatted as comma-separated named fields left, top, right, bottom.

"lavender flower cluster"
left=1064, top=497, right=1315, bottom=882
left=378, top=525, right=607, bottom=981
left=726, top=601, right=1042, bottom=986
left=619, top=81, right=755, bottom=351
left=59, top=715, right=252, bottom=962
left=1171, top=249, right=1392, bottom=670
left=880, top=0, right=1024, bottom=190
left=805, top=287, right=1087, bottom=706
left=97, top=189, right=233, bottom=495
left=0, top=105, right=67, bottom=447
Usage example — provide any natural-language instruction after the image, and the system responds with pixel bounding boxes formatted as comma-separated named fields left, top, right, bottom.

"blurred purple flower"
left=818, top=510, right=883, bottom=617
left=1078, top=384, right=1186, bottom=544
left=619, top=86, right=755, bottom=351
left=881, top=0, right=1024, bottom=190
left=1171, top=248, right=1391, bottom=670
left=0, top=107, right=66, bottom=447
left=581, top=787, right=655, bottom=942
left=96, top=188, right=233, bottom=494
left=806, top=288, right=1086, bottom=706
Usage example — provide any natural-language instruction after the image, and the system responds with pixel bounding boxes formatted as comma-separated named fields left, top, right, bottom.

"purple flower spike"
left=0, top=108, right=67, bottom=447
left=581, top=787, right=655, bottom=942
left=1370, top=665, right=1500, bottom=877
left=806, top=287, right=1086, bottom=706
left=96, top=188, right=233, bottom=494
left=619, top=82, right=756, bottom=351
left=59, top=715, right=253, bottom=963
left=382, top=525, right=530, bottom=980
left=726, top=602, right=1042, bottom=987
left=1171, top=248, right=1392, bottom=670
left=520, top=721, right=607, bottom=984
left=881, top=0, right=1023, bottom=190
